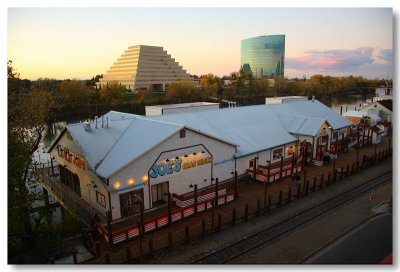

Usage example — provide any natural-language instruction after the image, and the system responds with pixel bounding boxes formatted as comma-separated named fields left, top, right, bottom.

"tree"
left=223, top=86, right=239, bottom=100
left=253, top=77, right=272, bottom=96
left=8, top=61, right=58, bottom=258
left=166, top=80, right=199, bottom=103
left=99, top=81, right=127, bottom=104
left=200, top=74, right=221, bottom=98
left=58, top=80, right=94, bottom=108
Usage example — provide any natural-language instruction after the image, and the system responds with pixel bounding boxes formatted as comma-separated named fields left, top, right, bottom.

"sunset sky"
left=7, top=7, right=393, bottom=80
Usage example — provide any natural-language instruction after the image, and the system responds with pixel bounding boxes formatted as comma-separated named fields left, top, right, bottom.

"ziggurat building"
left=97, top=45, right=194, bottom=92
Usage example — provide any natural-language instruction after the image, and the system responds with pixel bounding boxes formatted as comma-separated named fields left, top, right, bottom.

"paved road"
left=310, top=214, right=392, bottom=264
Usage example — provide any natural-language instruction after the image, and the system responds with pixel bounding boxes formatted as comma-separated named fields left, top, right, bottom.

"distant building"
left=241, top=35, right=285, bottom=79
left=343, top=110, right=367, bottom=124
left=359, top=100, right=392, bottom=123
left=145, top=102, right=220, bottom=116
left=265, top=96, right=308, bottom=105
left=97, top=45, right=194, bottom=92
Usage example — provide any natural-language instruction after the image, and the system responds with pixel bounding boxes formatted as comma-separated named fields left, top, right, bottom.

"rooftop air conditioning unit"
left=83, top=122, right=91, bottom=132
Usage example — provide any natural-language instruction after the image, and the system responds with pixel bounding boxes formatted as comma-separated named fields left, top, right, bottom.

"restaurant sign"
left=149, top=157, right=212, bottom=179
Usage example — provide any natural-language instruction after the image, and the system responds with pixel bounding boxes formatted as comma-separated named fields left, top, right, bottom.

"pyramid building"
left=97, top=45, right=194, bottom=92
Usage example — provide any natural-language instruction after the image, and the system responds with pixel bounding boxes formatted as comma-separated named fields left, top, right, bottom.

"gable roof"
left=278, top=115, right=326, bottom=137
left=67, top=117, right=135, bottom=170
left=267, top=100, right=353, bottom=130
left=56, top=113, right=239, bottom=179
left=95, top=118, right=184, bottom=178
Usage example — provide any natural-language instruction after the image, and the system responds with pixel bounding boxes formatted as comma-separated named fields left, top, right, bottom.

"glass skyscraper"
left=241, top=35, right=285, bottom=79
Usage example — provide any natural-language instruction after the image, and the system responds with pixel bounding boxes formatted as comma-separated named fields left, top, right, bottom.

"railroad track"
left=191, top=170, right=392, bottom=264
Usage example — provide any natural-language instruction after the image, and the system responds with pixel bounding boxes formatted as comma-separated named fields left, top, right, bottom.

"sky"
left=7, top=7, right=393, bottom=80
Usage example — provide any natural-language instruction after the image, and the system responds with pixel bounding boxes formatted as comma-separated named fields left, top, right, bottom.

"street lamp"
left=189, top=184, right=198, bottom=216
left=230, top=170, right=238, bottom=199
left=264, top=160, right=270, bottom=209
left=215, top=178, right=219, bottom=208
left=133, top=194, right=145, bottom=236
left=163, top=191, right=172, bottom=227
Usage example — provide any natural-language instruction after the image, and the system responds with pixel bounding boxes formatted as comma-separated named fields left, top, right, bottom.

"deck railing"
left=93, top=191, right=236, bottom=247
left=35, top=163, right=92, bottom=224
left=247, top=163, right=303, bottom=182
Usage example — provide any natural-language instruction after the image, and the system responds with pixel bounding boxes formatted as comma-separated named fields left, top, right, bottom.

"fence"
left=92, top=191, right=236, bottom=247
left=86, top=146, right=392, bottom=264
left=247, top=163, right=303, bottom=182
left=172, top=186, right=227, bottom=208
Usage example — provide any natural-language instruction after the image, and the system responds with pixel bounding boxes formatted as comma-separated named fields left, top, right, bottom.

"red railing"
left=172, top=185, right=227, bottom=201
left=247, top=163, right=303, bottom=182
left=94, top=191, right=237, bottom=246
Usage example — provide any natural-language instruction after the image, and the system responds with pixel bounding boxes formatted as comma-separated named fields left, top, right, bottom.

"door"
left=151, top=181, right=169, bottom=206
left=119, top=189, right=143, bottom=219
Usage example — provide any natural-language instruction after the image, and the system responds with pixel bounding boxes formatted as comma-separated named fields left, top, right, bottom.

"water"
left=322, top=88, right=386, bottom=114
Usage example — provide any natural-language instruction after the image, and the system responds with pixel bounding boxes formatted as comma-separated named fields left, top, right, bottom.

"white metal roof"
left=148, top=104, right=298, bottom=157
left=61, top=99, right=351, bottom=179
left=67, top=118, right=134, bottom=170
left=95, top=118, right=184, bottom=178
left=278, top=115, right=326, bottom=136
left=268, top=100, right=353, bottom=130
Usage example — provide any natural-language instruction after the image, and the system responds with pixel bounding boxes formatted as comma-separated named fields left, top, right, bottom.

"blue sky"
left=8, top=7, right=393, bottom=79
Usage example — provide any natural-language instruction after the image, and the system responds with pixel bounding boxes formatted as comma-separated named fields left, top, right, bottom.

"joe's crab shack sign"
left=149, top=156, right=212, bottom=179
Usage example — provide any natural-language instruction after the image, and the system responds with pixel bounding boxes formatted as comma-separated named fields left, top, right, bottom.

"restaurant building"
left=48, top=100, right=352, bottom=223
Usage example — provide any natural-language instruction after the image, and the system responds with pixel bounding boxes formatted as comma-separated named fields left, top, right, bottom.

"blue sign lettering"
left=149, top=159, right=182, bottom=179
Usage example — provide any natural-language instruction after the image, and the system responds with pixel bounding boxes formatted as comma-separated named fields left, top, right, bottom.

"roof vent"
left=83, top=122, right=91, bottom=132
left=312, top=96, right=315, bottom=102
left=101, top=116, right=105, bottom=128
left=106, top=117, right=110, bottom=128
left=95, top=116, right=98, bottom=129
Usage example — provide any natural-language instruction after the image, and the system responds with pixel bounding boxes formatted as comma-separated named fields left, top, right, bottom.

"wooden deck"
left=34, top=165, right=106, bottom=225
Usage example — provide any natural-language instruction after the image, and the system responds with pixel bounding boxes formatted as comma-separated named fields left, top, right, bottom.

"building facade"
left=241, top=35, right=285, bottom=79
left=97, top=45, right=194, bottom=92
left=359, top=100, right=392, bottom=123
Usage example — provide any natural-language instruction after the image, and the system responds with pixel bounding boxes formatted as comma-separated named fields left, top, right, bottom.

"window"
left=96, top=191, right=106, bottom=208
left=59, top=165, right=81, bottom=197
left=180, top=129, right=186, bottom=138
left=273, top=148, right=283, bottom=160
left=319, top=135, right=328, bottom=144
